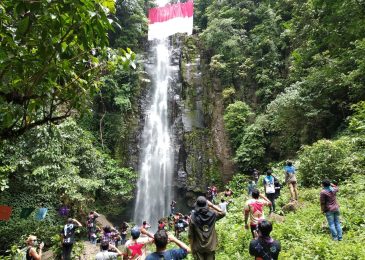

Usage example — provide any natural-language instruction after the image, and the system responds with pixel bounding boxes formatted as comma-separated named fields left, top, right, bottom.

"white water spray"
left=133, top=39, right=173, bottom=228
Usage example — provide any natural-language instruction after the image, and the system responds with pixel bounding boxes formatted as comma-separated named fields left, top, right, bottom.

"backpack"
left=15, top=247, right=29, bottom=260
left=274, top=177, right=282, bottom=198
left=63, top=224, right=75, bottom=244
left=254, top=239, right=280, bottom=260
left=264, top=176, right=275, bottom=194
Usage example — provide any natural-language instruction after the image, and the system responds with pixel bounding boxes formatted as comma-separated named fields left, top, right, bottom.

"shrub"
left=298, top=138, right=361, bottom=187
left=223, top=101, right=253, bottom=150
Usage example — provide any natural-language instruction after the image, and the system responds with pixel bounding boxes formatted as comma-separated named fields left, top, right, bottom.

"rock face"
left=170, top=35, right=236, bottom=199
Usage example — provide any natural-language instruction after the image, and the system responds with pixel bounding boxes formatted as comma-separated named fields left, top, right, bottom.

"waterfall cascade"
left=133, top=39, right=173, bottom=228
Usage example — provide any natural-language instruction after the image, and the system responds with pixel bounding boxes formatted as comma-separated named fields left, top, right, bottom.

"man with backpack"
left=60, top=218, right=82, bottom=260
left=188, top=196, right=225, bottom=260
left=263, top=170, right=280, bottom=214
left=249, top=220, right=281, bottom=260
left=146, top=230, right=191, bottom=260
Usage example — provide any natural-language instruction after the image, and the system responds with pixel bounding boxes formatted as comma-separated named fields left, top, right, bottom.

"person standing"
left=244, top=189, right=272, bottom=238
left=188, top=196, right=225, bottom=260
left=140, top=221, right=154, bottom=239
left=146, top=230, right=191, bottom=259
left=61, top=218, right=82, bottom=260
left=252, top=169, right=260, bottom=184
left=170, top=200, right=177, bottom=215
left=86, top=211, right=99, bottom=244
left=263, top=170, right=277, bottom=214
left=320, top=179, right=343, bottom=241
left=210, top=183, right=218, bottom=204
left=249, top=220, right=281, bottom=260
left=284, top=161, right=298, bottom=201
left=120, top=221, right=129, bottom=245
left=219, top=198, right=229, bottom=214
left=25, top=235, right=44, bottom=260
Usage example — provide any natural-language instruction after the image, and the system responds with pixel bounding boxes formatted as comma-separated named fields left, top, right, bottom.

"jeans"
left=325, top=211, right=343, bottom=240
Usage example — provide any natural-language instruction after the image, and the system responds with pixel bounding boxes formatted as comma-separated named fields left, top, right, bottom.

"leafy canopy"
left=0, top=0, right=135, bottom=139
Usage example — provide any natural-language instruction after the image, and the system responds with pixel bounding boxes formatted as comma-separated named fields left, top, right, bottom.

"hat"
left=195, top=196, right=208, bottom=211
left=131, top=226, right=140, bottom=239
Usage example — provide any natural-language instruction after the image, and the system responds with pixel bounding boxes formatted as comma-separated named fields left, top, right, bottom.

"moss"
left=184, top=129, right=221, bottom=191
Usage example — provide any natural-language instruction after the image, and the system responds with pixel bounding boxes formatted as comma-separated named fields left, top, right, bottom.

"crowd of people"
left=23, top=161, right=343, bottom=259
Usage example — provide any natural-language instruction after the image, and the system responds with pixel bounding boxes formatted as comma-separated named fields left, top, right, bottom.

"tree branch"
left=0, top=110, right=72, bottom=140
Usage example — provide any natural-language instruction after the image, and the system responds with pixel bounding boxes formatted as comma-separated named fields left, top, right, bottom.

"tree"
left=223, top=101, right=253, bottom=149
left=0, top=0, right=135, bottom=139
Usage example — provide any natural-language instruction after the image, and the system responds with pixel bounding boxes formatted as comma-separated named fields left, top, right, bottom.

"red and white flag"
left=148, top=0, right=194, bottom=40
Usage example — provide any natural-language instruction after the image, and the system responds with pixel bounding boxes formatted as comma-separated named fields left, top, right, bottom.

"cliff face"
left=171, top=35, right=235, bottom=202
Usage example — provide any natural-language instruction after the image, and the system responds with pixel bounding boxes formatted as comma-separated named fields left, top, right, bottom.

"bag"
left=265, top=177, right=275, bottom=194
left=274, top=177, right=281, bottom=198
left=63, top=224, right=75, bottom=244
left=16, top=247, right=29, bottom=260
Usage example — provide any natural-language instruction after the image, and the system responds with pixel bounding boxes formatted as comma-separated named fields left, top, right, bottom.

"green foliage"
left=0, top=0, right=135, bottom=139
left=215, top=173, right=365, bottom=259
left=0, top=119, right=136, bottom=252
left=298, top=135, right=364, bottom=187
left=109, top=0, right=148, bottom=50
left=349, top=101, right=365, bottom=133
left=198, top=0, right=365, bottom=161
left=223, top=101, right=253, bottom=150
left=234, top=115, right=268, bottom=171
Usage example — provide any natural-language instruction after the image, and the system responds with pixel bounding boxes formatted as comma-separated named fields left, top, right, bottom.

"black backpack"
left=274, top=177, right=282, bottom=199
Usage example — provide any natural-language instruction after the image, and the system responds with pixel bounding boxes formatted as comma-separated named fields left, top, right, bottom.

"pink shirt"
left=244, top=199, right=270, bottom=226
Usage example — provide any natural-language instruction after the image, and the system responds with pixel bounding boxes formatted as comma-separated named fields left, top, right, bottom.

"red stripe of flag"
left=149, top=0, right=194, bottom=24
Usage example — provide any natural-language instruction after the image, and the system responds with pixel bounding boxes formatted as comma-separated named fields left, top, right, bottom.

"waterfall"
left=133, top=39, right=173, bottom=228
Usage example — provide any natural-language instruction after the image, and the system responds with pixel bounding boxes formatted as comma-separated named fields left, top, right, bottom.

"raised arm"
left=73, top=218, right=82, bottom=227
left=29, top=242, right=44, bottom=260
left=140, top=227, right=154, bottom=239
left=168, top=233, right=191, bottom=253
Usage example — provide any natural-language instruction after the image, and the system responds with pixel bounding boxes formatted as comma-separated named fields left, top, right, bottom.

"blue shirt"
left=284, top=165, right=295, bottom=174
left=146, top=249, right=188, bottom=260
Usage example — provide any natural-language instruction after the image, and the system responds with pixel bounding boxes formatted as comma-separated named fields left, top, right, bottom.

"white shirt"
left=219, top=202, right=228, bottom=213
left=95, top=250, right=118, bottom=260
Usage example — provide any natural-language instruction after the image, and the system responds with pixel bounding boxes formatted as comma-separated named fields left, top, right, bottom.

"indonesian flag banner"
left=148, top=0, right=194, bottom=40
